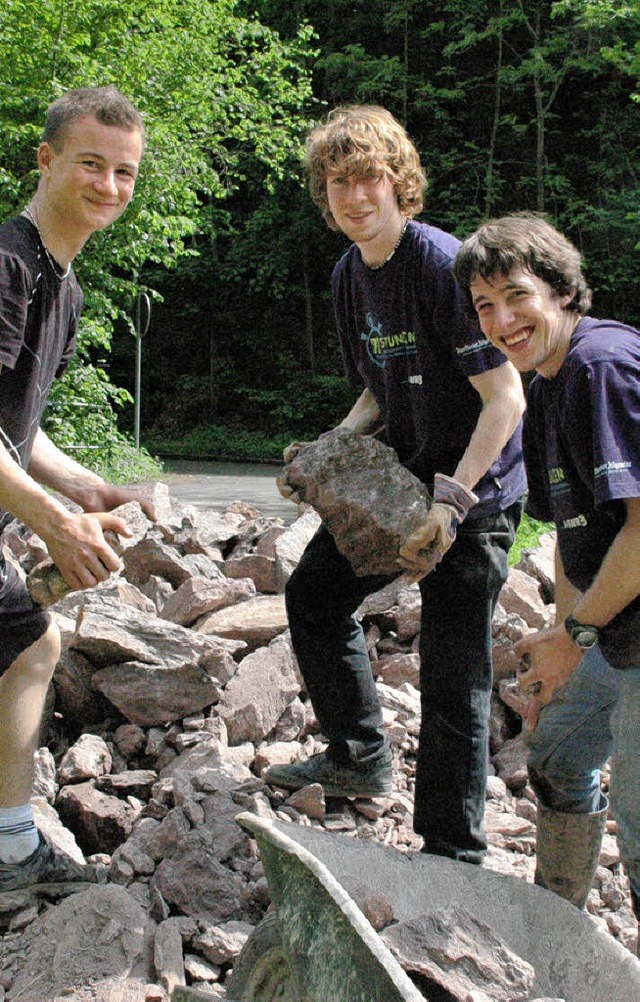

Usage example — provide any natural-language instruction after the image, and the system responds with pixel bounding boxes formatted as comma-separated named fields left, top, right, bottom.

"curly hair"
left=454, top=212, right=592, bottom=315
left=43, top=86, right=145, bottom=152
left=304, top=105, right=427, bottom=228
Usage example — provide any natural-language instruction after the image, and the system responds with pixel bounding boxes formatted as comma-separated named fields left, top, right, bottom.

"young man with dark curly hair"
left=455, top=212, right=639, bottom=935
left=265, top=106, right=527, bottom=864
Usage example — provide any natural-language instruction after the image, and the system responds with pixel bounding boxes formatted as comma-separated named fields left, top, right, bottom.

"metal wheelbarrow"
left=224, top=812, right=640, bottom=1002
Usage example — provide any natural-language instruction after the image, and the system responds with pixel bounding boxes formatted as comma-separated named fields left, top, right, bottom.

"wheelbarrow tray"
left=231, top=811, right=640, bottom=1002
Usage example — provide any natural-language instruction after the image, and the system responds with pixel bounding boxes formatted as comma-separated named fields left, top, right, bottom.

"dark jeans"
left=285, top=501, right=522, bottom=862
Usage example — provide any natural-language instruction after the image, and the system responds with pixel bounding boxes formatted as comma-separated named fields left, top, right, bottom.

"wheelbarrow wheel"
left=228, top=911, right=298, bottom=1001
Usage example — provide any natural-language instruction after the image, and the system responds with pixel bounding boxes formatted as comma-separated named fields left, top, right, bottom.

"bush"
left=145, top=424, right=293, bottom=462
left=510, top=515, right=554, bottom=566
left=45, top=358, right=163, bottom=484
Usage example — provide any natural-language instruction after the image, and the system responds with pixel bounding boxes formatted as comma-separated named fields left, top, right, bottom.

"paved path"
left=161, top=458, right=296, bottom=523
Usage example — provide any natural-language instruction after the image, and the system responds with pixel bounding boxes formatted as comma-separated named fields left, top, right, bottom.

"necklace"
left=22, top=203, right=71, bottom=280
left=367, top=219, right=409, bottom=271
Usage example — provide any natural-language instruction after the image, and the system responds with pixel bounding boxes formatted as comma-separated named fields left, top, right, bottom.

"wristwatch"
left=564, top=615, right=601, bottom=650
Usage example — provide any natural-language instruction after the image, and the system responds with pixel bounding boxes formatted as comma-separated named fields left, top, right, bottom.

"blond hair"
left=304, top=105, right=427, bottom=228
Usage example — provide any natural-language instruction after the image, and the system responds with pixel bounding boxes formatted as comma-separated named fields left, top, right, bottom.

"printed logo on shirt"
left=360, top=312, right=416, bottom=368
left=456, top=338, right=491, bottom=358
left=594, top=460, right=632, bottom=479
left=561, top=514, right=588, bottom=529
left=548, top=465, right=571, bottom=500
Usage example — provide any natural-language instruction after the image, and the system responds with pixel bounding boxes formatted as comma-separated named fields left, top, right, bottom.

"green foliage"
left=0, top=0, right=315, bottom=454
left=510, top=514, right=555, bottom=566
left=44, top=356, right=163, bottom=481
left=234, top=374, right=357, bottom=435
left=146, top=424, right=292, bottom=462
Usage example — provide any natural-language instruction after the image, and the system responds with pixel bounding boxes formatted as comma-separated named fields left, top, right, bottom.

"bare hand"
left=283, top=440, right=311, bottom=465
left=514, top=626, right=582, bottom=730
left=44, top=511, right=132, bottom=591
left=80, top=483, right=156, bottom=522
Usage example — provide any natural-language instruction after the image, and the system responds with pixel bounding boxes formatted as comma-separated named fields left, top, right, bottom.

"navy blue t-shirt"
left=524, top=316, right=640, bottom=668
left=0, top=215, right=81, bottom=530
left=332, top=219, right=526, bottom=516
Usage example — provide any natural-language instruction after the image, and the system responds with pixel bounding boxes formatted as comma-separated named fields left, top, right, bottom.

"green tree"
left=0, top=0, right=315, bottom=468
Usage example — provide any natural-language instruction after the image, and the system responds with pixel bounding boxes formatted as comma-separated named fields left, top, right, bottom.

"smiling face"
left=38, top=114, right=142, bottom=241
left=325, top=171, right=405, bottom=265
left=470, top=268, right=579, bottom=377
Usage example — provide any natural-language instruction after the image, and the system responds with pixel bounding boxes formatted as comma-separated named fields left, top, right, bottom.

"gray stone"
left=6, top=884, right=155, bottom=1001
left=381, top=905, right=535, bottom=1001
left=155, top=918, right=186, bottom=994
left=195, top=593, right=288, bottom=653
left=151, top=830, right=246, bottom=925
left=160, top=574, right=256, bottom=627
left=92, top=660, right=222, bottom=727
left=56, top=781, right=139, bottom=856
left=282, top=428, right=432, bottom=576
left=58, top=733, right=113, bottom=784
left=216, top=633, right=300, bottom=745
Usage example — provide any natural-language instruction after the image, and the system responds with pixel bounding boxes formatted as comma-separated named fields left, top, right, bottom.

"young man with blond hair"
left=266, top=106, right=526, bottom=864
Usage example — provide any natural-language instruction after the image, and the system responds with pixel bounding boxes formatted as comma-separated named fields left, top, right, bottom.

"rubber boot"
left=534, top=799, right=608, bottom=909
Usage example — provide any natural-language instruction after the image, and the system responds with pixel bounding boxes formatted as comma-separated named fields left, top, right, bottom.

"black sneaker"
left=263, top=752, right=393, bottom=798
left=0, top=833, right=104, bottom=894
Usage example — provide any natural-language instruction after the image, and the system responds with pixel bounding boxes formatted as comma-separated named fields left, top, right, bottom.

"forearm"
left=0, top=437, right=75, bottom=540
left=453, top=365, right=525, bottom=490
left=553, top=544, right=582, bottom=622
left=27, top=428, right=106, bottom=508
left=567, top=498, right=640, bottom=629
left=337, top=388, right=382, bottom=435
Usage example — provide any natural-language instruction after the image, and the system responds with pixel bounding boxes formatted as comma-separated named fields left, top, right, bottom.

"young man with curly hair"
left=455, top=212, right=639, bottom=933
left=266, top=106, right=527, bottom=865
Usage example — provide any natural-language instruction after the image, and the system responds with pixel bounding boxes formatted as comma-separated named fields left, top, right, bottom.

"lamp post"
left=133, top=284, right=151, bottom=450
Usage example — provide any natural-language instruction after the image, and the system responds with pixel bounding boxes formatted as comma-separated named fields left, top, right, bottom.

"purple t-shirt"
left=0, top=215, right=81, bottom=530
left=524, top=316, right=640, bottom=668
left=332, top=220, right=526, bottom=516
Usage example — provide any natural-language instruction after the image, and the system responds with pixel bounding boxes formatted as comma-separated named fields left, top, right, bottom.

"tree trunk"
left=485, top=3, right=504, bottom=217
left=302, top=238, right=315, bottom=374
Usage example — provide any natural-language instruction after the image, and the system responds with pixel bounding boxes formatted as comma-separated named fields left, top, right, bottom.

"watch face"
left=572, top=626, right=599, bottom=649
left=565, top=616, right=600, bottom=649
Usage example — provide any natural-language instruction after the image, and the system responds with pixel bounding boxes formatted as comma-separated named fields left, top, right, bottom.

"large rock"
left=282, top=428, right=432, bottom=576
left=7, top=884, right=155, bottom=1001
left=216, top=633, right=301, bottom=745
left=151, top=829, right=247, bottom=925
left=381, top=905, right=535, bottom=1001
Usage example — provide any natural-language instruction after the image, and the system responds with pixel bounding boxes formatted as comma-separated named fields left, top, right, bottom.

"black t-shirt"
left=0, top=215, right=82, bottom=529
left=524, top=316, right=640, bottom=668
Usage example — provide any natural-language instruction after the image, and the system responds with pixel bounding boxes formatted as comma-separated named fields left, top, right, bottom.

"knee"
left=285, top=561, right=323, bottom=621
left=11, top=621, right=61, bottom=684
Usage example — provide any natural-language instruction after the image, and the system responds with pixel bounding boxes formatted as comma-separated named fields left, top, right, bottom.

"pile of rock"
left=0, top=483, right=635, bottom=1001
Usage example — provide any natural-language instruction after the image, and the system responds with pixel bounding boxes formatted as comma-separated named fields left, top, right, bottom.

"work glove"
left=398, top=473, right=478, bottom=580
left=276, top=440, right=311, bottom=504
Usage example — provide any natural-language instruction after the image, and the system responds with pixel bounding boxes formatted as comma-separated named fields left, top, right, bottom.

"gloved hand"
left=276, top=440, right=312, bottom=504
left=283, top=440, right=310, bottom=464
left=398, top=473, right=478, bottom=581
